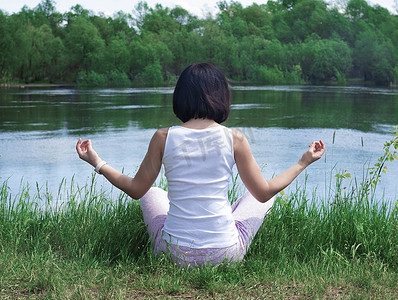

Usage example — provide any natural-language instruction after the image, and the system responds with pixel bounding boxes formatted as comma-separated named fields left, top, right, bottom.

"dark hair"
left=173, top=63, right=230, bottom=123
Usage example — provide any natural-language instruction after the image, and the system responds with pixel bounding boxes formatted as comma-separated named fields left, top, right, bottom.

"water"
left=1, top=85, right=397, bottom=205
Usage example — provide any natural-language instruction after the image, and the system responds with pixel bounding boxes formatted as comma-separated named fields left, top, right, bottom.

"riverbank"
left=0, top=83, right=76, bottom=88
left=1, top=79, right=396, bottom=89
left=0, top=171, right=397, bottom=298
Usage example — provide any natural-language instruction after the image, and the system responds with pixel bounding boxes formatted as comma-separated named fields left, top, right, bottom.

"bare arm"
left=76, top=129, right=167, bottom=199
left=233, top=129, right=325, bottom=203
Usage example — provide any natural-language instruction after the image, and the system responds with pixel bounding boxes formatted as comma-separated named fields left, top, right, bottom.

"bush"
left=249, top=65, right=284, bottom=84
left=107, top=70, right=131, bottom=87
left=136, top=62, right=164, bottom=86
left=77, top=71, right=107, bottom=87
left=284, top=65, right=303, bottom=84
left=77, top=70, right=131, bottom=87
left=300, top=38, right=352, bottom=82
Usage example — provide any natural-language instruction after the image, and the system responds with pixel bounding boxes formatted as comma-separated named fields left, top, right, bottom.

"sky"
left=1, top=0, right=396, bottom=18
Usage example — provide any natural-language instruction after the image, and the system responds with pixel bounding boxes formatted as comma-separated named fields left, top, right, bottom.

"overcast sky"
left=1, top=0, right=396, bottom=18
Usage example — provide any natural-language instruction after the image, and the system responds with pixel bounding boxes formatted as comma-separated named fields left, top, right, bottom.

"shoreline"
left=0, top=83, right=76, bottom=88
left=1, top=81, right=396, bottom=89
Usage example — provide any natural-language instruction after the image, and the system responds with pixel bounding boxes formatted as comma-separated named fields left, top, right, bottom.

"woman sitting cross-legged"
left=76, top=62, right=325, bottom=268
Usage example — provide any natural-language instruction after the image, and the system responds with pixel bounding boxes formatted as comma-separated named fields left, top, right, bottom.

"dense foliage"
left=0, top=0, right=398, bottom=86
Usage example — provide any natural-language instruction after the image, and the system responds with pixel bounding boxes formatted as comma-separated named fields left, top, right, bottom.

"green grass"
left=1, top=128, right=397, bottom=298
left=0, top=172, right=397, bottom=299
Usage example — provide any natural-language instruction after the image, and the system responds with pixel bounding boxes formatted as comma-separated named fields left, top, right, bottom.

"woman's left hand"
left=76, top=138, right=102, bottom=167
left=299, top=140, right=326, bottom=167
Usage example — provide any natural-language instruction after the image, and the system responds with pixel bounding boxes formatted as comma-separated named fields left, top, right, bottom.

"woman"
left=76, top=62, right=325, bottom=267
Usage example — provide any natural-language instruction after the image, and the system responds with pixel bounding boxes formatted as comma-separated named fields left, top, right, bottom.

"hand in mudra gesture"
left=299, top=140, right=325, bottom=167
left=76, top=138, right=102, bottom=167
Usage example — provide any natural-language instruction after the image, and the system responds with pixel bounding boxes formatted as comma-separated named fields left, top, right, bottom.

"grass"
left=1, top=129, right=397, bottom=299
left=0, top=173, right=397, bottom=299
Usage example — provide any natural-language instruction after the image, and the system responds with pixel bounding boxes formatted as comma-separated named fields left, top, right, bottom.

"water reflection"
left=1, top=85, right=397, bottom=133
left=0, top=86, right=397, bottom=203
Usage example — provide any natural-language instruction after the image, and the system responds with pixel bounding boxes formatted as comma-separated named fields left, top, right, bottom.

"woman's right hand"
left=76, top=138, right=102, bottom=167
left=298, top=140, right=325, bottom=167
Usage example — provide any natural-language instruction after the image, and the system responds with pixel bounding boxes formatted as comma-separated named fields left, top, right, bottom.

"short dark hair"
left=173, top=63, right=230, bottom=123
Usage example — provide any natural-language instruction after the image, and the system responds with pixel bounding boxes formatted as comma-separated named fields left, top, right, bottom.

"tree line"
left=0, top=0, right=397, bottom=86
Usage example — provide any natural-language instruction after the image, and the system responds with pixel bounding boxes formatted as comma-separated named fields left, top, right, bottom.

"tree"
left=19, top=24, right=65, bottom=82
left=201, top=20, right=233, bottom=72
left=137, top=3, right=179, bottom=34
left=300, top=37, right=352, bottom=82
left=170, top=6, right=199, bottom=31
left=65, top=16, right=105, bottom=75
left=353, top=31, right=396, bottom=84
left=286, top=0, right=330, bottom=41
left=64, top=4, right=92, bottom=25
left=345, top=0, right=371, bottom=20
left=34, top=0, right=63, bottom=34
left=1, top=0, right=397, bottom=85
left=129, top=36, right=156, bottom=77
left=242, top=3, right=273, bottom=38
left=103, top=32, right=131, bottom=73
left=110, top=11, right=135, bottom=39
left=380, top=12, right=398, bottom=48
left=90, top=15, right=115, bottom=45
left=327, top=7, right=354, bottom=43
left=0, top=11, right=12, bottom=80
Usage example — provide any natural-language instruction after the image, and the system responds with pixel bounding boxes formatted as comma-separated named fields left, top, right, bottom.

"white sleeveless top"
left=161, top=125, right=239, bottom=248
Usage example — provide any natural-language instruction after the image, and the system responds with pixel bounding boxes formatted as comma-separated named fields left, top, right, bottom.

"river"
left=1, top=85, right=397, bottom=206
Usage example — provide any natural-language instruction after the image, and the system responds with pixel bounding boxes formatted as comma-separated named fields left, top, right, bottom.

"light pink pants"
left=140, top=187, right=274, bottom=268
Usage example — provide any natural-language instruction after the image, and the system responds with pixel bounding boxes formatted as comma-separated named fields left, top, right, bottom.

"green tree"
left=20, top=24, right=65, bottom=82
left=353, top=31, right=396, bottom=84
left=65, top=16, right=105, bottom=75
left=34, top=0, right=63, bottom=35
left=1, top=0, right=397, bottom=86
left=90, top=14, right=115, bottom=45
left=129, top=36, right=154, bottom=77
left=170, top=6, right=199, bottom=32
left=287, top=0, right=330, bottom=41
left=0, top=11, right=12, bottom=81
left=160, top=29, right=205, bottom=75
left=300, top=37, right=352, bottom=82
left=345, top=0, right=371, bottom=20
left=64, top=4, right=91, bottom=23
left=137, top=3, right=178, bottom=34
left=241, top=3, right=274, bottom=38
left=380, top=12, right=398, bottom=49
left=110, top=11, right=135, bottom=39
left=137, top=61, right=164, bottom=86
left=201, top=20, right=238, bottom=76
left=327, top=7, right=354, bottom=43
left=217, top=1, right=249, bottom=38
left=254, top=38, right=286, bottom=69
left=5, top=13, right=33, bottom=82
left=103, top=32, right=131, bottom=74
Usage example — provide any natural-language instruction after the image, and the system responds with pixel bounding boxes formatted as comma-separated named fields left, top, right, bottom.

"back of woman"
left=162, top=125, right=238, bottom=249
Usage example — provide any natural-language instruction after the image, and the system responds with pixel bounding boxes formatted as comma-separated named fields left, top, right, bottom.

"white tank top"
left=161, top=125, right=239, bottom=248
